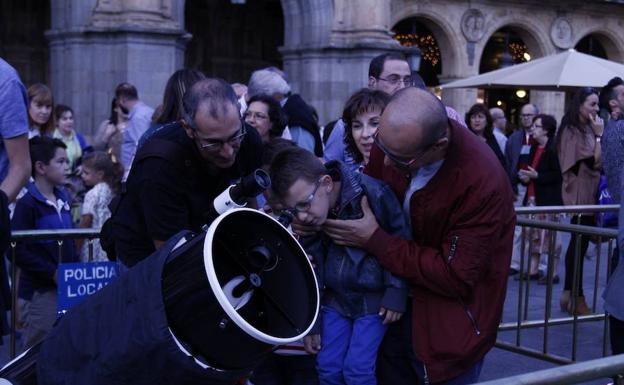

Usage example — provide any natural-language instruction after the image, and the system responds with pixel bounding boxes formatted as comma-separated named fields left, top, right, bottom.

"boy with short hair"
left=269, top=147, right=409, bottom=385
left=12, top=136, right=77, bottom=348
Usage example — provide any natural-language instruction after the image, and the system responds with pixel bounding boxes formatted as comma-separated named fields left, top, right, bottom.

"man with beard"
left=111, top=78, right=263, bottom=267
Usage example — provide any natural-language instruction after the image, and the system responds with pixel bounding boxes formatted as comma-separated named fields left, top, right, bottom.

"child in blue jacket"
left=269, top=147, right=409, bottom=385
left=12, top=136, right=77, bottom=348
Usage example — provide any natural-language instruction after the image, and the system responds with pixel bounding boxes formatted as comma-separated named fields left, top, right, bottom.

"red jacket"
left=364, top=120, right=515, bottom=383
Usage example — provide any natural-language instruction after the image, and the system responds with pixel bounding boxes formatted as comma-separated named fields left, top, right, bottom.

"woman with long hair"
left=94, top=98, right=128, bottom=161
left=138, top=68, right=206, bottom=147
left=465, top=103, right=507, bottom=170
left=557, top=87, right=603, bottom=315
left=26, top=83, right=54, bottom=138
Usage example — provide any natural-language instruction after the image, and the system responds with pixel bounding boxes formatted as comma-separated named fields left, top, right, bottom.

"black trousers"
left=610, top=315, right=624, bottom=355
left=563, top=215, right=594, bottom=296
left=376, top=301, right=421, bottom=385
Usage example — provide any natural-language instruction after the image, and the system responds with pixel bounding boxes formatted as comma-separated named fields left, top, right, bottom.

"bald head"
left=379, top=87, right=448, bottom=157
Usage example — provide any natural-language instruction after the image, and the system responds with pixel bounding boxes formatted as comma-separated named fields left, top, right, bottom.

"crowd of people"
left=0, top=50, right=623, bottom=385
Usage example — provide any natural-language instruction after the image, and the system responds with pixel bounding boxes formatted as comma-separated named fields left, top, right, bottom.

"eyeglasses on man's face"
left=195, top=126, right=247, bottom=152
left=376, top=75, right=414, bottom=86
left=373, top=131, right=444, bottom=170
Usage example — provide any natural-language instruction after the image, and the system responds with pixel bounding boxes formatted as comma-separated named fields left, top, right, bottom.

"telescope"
left=0, top=170, right=319, bottom=385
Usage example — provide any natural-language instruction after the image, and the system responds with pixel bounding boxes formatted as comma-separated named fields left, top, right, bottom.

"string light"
left=393, top=33, right=441, bottom=66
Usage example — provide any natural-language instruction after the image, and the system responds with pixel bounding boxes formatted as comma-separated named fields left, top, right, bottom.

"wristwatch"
left=595, top=135, right=602, bottom=143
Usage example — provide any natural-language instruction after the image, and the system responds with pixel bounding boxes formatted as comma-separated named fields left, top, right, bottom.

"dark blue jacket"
left=11, top=182, right=77, bottom=299
left=301, top=161, right=409, bottom=325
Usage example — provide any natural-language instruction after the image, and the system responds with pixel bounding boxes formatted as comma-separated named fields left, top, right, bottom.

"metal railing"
left=494, top=204, right=620, bottom=372
left=5, top=204, right=623, bottom=383
left=478, top=354, right=624, bottom=385
left=7, top=228, right=101, bottom=358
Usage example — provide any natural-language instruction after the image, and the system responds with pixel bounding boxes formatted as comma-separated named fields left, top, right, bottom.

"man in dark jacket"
left=112, top=78, right=263, bottom=267
left=324, top=87, right=515, bottom=384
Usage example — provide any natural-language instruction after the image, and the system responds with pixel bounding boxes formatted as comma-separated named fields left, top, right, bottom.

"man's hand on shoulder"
left=323, top=196, right=379, bottom=248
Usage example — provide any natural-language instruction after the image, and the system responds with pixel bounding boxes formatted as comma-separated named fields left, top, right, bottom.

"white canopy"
left=442, top=49, right=624, bottom=91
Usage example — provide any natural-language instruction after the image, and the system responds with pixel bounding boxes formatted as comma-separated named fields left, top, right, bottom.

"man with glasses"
left=505, top=103, right=539, bottom=275
left=324, top=53, right=466, bottom=168
left=323, top=87, right=515, bottom=385
left=111, top=78, right=263, bottom=267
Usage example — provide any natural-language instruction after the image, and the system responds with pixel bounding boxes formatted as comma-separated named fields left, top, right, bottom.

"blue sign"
left=57, top=262, right=119, bottom=315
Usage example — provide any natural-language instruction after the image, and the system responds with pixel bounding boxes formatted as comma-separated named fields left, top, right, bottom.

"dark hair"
left=182, top=78, right=238, bottom=127
left=54, top=104, right=73, bottom=121
left=114, top=82, right=138, bottom=100
left=557, top=87, right=598, bottom=146
left=261, top=138, right=296, bottom=169
left=533, top=114, right=557, bottom=139
left=342, top=88, right=390, bottom=163
left=368, top=53, right=408, bottom=79
left=269, top=147, right=326, bottom=200
left=27, top=83, right=55, bottom=135
left=29, top=136, right=67, bottom=177
left=600, top=77, right=624, bottom=113
left=109, top=98, right=119, bottom=125
left=154, top=69, right=206, bottom=124
left=247, top=94, right=288, bottom=139
left=81, top=151, right=124, bottom=194
left=465, top=103, right=494, bottom=139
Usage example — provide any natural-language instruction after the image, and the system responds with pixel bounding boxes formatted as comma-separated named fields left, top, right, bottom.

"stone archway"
left=391, top=16, right=450, bottom=87
left=573, top=31, right=624, bottom=62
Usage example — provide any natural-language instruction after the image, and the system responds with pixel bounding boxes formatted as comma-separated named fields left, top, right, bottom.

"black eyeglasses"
left=377, top=75, right=413, bottom=86
left=373, top=130, right=446, bottom=170
left=196, top=126, right=247, bottom=152
left=278, top=179, right=321, bottom=216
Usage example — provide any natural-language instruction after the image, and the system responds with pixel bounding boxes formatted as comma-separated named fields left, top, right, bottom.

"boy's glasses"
left=278, top=179, right=322, bottom=216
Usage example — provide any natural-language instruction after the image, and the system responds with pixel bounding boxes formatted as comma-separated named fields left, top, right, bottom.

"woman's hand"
left=590, top=114, right=604, bottom=137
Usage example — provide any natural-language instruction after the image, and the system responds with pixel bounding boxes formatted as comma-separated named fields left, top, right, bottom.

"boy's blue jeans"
left=317, top=306, right=387, bottom=385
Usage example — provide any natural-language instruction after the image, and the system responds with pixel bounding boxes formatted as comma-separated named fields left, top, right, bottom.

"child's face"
left=352, top=108, right=381, bottom=164
left=57, top=111, right=74, bottom=136
left=41, top=148, right=69, bottom=185
left=280, top=176, right=333, bottom=226
left=28, top=98, right=52, bottom=126
left=80, top=166, right=103, bottom=187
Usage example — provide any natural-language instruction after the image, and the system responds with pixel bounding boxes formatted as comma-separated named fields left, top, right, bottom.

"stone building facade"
left=1, top=0, right=623, bottom=134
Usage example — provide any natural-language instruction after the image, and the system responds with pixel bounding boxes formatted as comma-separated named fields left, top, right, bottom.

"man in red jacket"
left=324, top=87, right=515, bottom=384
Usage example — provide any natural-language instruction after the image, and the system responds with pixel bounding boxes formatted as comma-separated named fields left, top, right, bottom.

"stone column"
left=281, top=0, right=407, bottom=124
left=46, top=0, right=190, bottom=139
left=530, top=90, right=566, bottom=123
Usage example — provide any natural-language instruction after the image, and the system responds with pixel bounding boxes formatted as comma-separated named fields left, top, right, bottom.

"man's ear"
left=368, top=76, right=377, bottom=89
left=181, top=119, right=195, bottom=139
left=609, top=99, right=619, bottom=111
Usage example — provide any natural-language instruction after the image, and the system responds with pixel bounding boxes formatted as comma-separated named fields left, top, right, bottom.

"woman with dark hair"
left=137, top=69, right=206, bottom=148
left=517, top=114, right=563, bottom=283
left=153, top=69, right=206, bottom=125
left=94, top=98, right=128, bottom=161
left=557, top=87, right=603, bottom=315
left=53, top=104, right=88, bottom=172
left=465, top=103, right=507, bottom=170
left=342, top=88, right=390, bottom=171
left=244, top=94, right=288, bottom=143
